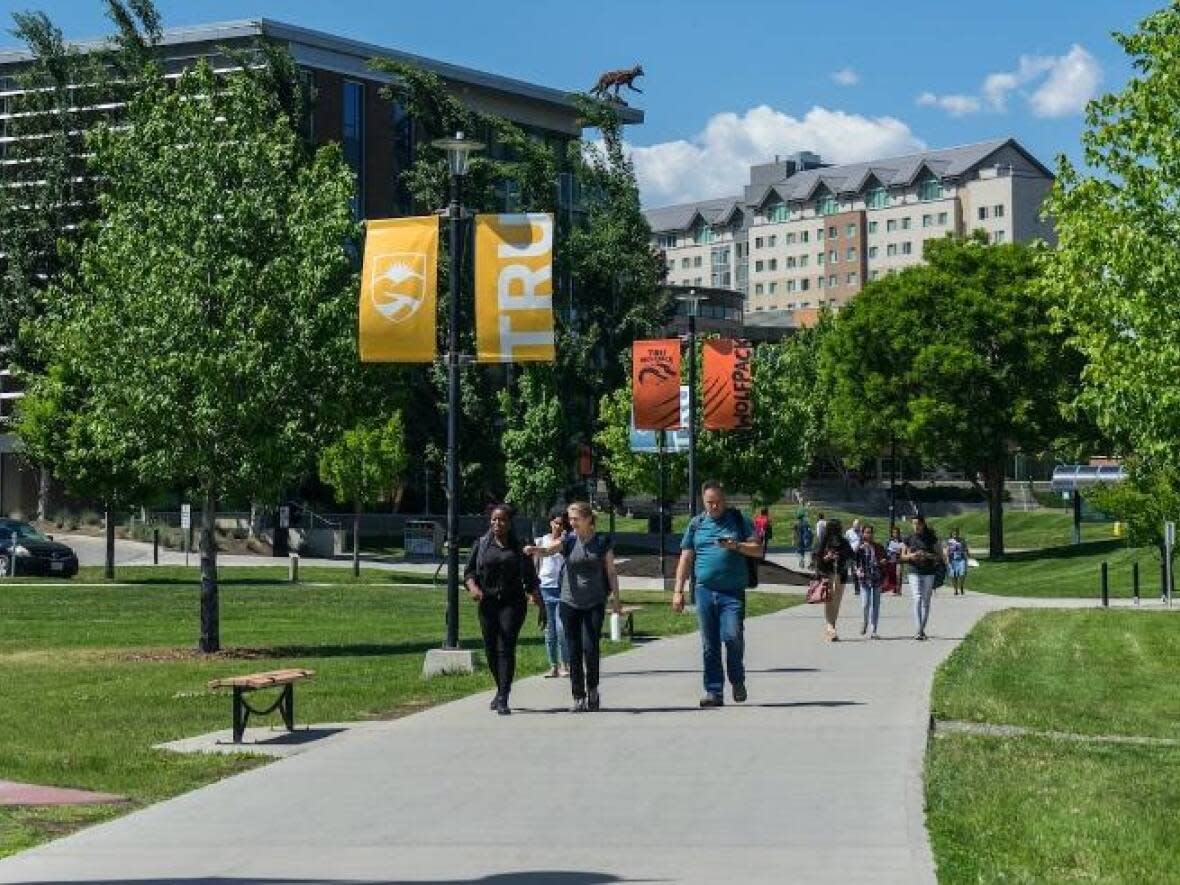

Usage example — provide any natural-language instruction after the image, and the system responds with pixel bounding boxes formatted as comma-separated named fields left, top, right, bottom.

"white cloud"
left=920, top=44, right=1101, bottom=118
left=629, top=104, right=926, bottom=207
left=916, top=91, right=982, bottom=117
left=1029, top=44, right=1102, bottom=117
left=831, top=67, right=859, bottom=86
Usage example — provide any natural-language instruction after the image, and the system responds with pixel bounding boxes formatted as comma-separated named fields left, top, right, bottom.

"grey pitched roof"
left=644, top=195, right=743, bottom=233
left=765, top=138, right=1043, bottom=201
left=0, top=18, right=643, bottom=125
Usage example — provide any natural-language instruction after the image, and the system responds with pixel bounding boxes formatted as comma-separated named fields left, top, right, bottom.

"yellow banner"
left=474, top=213, right=556, bottom=363
left=358, top=217, right=438, bottom=363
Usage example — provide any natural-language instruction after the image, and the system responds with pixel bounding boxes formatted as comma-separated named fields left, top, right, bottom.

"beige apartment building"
left=646, top=138, right=1055, bottom=326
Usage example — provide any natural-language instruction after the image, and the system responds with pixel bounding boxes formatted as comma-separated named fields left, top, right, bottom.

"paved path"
left=0, top=590, right=1093, bottom=884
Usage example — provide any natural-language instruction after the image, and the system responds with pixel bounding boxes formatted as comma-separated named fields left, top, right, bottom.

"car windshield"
left=0, top=522, right=48, bottom=542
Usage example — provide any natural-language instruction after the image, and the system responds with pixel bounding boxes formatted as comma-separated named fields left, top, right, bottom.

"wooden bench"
left=208, top=668, right=315, bottom=744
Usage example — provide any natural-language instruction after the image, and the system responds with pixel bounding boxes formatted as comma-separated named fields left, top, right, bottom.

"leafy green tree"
left=821, top=235, right=1081, bottom=557
left=594, top=384, right=688, bottom=503
left=499, top=367, right=566, bottom=525
left=21, top=60, right=358, bottom=651
left=1040, top=4, right=1180, bottom=475
left=319, top=415, right=409, bottom=577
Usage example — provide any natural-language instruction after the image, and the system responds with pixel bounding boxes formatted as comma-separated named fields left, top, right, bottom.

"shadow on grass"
left=991, top=539, right=1130, bottom=564
left=176, top=637, right=542, bottom=660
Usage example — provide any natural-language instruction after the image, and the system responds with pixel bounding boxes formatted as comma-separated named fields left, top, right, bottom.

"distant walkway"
left=0, top=590, right=1121, bottom=884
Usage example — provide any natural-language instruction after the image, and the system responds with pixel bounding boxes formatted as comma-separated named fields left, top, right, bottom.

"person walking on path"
left=793, top=512, right=813, bottom=569
left=845, top=519, right=864, bottom=596
left=815, top=517, right=855, bottom=642
left=944, top=527, right=970, bottom=596
left=465, top=505, right=543, bottom=715
left=884, top=525, right=905, bottom=595
left=902, top=514, right=941, bottom=640
left=673, top=480, right=761, bottom=706
left=855, top=524, right=887, bottom=638
left=533, top=512, right=570, bottom=678
left=754, top=507, right=773, bottom=560
left=526, top=502, right=621, bottom=713
left=813, top=511, right=828, bottom=555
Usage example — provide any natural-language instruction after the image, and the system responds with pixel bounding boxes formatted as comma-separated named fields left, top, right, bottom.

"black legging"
left=478, top=594, right=526, bottom=699
left=561, top=602, right=605, bottom=700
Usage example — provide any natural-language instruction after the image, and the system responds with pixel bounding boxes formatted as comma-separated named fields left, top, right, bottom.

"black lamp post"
left=677, top=290, right=704, bottom=520
left=431, top=131, right=483, bottom=651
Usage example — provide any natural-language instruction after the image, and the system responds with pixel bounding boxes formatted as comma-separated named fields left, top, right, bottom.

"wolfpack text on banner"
left=703, top=339, right=754, bottom=430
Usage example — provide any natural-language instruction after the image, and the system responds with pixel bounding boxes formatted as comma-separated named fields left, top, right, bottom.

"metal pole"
left=1072, top=490, right=1082, bottom=545
left=1132, top=561, right=1139, bottom=606
left=658, top=429, right=666, bottom=592
left=444, top=172, right=462, bottom=649
left=889, top=434, right=897, bottom=532
left=1100, top=561, right=1108, bottom=608
left=153, top=528, right=159, bottom=565
left=686, top=310, right=698, bottom=519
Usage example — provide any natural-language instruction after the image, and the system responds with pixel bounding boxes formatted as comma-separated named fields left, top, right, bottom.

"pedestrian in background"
left=944, top=527, right=970, bottom=596
left=902, top=514, right=941, bottom=640
left=845, top=518, right=864, bottom=595
left=793, top=512, right=813, bottom=569
left=855, top=524, right=886, bottom=638
left=754, top=507, right=773, bottom=559
left=884, top=524, right=904, bottom=595
left=815, top=517, right=855, bottom=642
left=813, top=511, right=828, bottom=557
left=533, top=511, right=570, bottom=678
left=465, top=504, right=542, bottom=715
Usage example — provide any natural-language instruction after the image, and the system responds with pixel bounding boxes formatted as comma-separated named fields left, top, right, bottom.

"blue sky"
left=0, top=0, right=1162, bottom=206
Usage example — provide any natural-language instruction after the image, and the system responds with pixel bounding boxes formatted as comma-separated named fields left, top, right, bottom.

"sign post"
left=1166, top=521, right=1175, bottom=607
left=181, top=504, right=191, bottom=568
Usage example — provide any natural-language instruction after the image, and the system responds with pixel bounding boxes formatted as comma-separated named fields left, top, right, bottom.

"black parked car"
left=0, top=519, right=79, bottom=578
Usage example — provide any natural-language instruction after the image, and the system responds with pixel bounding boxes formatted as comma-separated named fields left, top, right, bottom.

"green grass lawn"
left=0, top=577, right=799, bottom=857
left=926, top=609, right=1180, bottom=883
left=962, top=540, right=1159, bottom=599
left=9, top=565, right=437, bottom=586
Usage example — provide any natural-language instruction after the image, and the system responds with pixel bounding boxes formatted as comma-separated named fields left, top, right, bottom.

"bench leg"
left=624, top=613, right=634, bottom=637
left=279, top=683, right=295, bottom=732
left=232, top=687, right=247, bottom=743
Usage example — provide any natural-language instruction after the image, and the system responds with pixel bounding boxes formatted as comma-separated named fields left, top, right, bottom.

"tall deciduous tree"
left=22, top=59, right=358, bottom=651
left=821, top=235, right=1080, bottom=557
left=499, top=367, right=566, bottom=525
left=319, top=415, right=409, bottom=577
left=1040, top=4, right=1180, bottom=473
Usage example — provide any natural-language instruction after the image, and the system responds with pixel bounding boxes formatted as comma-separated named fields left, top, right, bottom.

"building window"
left=693, top=255, right=702, bottom=267
left=901, top=241, right=913, bottom=255
left=800, top=255, right=809, bottom=268
left=828, top=225, right=838, bottom=238
left=816, top=227, right=825, bottom=241
left=694, top=277, right=702, bottom=285
left=922, top=214, right=933, bottom=228
left=343, top=80, right=365, bottom=218
left=784, top=280, right=794, bottom=293
left=847, top=273, right=858, bottom=285
left=657, top=234, right=676, bottom=249
left=918, top=177, right=943, bottom=201
left=769, top=281, right=778, bottom=294
left=694, top=225, right=714, bottom=245
left=829, top=249, right=838, bottom=262
left=887, top=244, right=898, bottom=257
left=869, top=270, right=880, bottom=280
left=978, top=206, right=989, bottom=220
left=785, top=232, right=796, bottom=245
left=817, top=195, right=838, bottom=216
left=866, top=187, right=889, bottom=209
left=768, top=258, right=778, bottom=271
left=755, top=236, right=764, bottom=249
left=800, top=230, right=810, bottom=243
left=786, top=256, right=797, bottom=269
left=767, top=201, right=788, bottom=222
left=938, top=212, right=948, bottom=225
left=828, top=274, right=837, bottom=287
left=817, top=252, right=825, bottom=265
left=846, top=247, right=856, bottom=260
left=712, top=247, right=730, bottom=267
left=993, top=230, right=1006, bottom=244
left=868, top=246, right=878, bottom=258
left=755, top=260, right=765, bottom=272
left=755, top=283, right=764, bottom=295
left=768, top=235, right=777, bottom=247
left=867, top=220, right=878, bottom=234
left=886, top=219, right=898, bottom=232
left=994, top=204, right=1005, bottom=218
left=846, top=223, right=857, bottom=237
left=817, top=276, right=825, bottom=289
left=680, top=258, right=690, bottom=269
left=901, top=217, right=911, bottom=230
left=800, top=301, right=811, bottom=308
left=801, top=277, right=810, bottom=291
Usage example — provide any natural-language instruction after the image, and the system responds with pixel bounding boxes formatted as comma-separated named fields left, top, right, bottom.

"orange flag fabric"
left=632, top=340, right=682, bottom=430
left=703, top=339, right=754, bottom=430
left=358, top=217, right=439, bottom=363
left=474, top=213, right=556, bottom=363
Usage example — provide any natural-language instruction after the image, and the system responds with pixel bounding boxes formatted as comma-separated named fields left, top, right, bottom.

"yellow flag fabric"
left=474, top=213, right=556, bottom=363
left=358, top=217, right=438, bottom=363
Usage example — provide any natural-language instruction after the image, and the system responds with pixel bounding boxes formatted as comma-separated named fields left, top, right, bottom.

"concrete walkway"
left=0, top=590, right=1087, bottom=884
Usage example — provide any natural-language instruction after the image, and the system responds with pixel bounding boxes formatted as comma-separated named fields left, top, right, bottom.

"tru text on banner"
left=631, top=339, right=682, bottom=430
left=474, top=213, right=556, bottom=363
left=358, top=217, right=439, bottom=363
left=703, top=338, right=754, bottom=430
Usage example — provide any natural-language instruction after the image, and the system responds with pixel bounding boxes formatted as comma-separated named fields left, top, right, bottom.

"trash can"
left=405, top=520, right=444, bottom=559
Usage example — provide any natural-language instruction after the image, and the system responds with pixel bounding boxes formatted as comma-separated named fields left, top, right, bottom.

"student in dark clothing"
left=464, top=504, right=542, bottom=715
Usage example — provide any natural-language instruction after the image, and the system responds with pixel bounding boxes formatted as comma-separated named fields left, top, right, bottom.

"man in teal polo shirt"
left=673, top=480, right=761, bottom=707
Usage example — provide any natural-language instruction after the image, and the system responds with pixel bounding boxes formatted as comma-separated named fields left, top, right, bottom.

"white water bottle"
left=609, top=611, right=622, bottom=641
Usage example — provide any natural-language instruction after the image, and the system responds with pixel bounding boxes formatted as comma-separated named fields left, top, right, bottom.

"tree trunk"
left=37, top=466, right=50, bottom=522
left=353, top=499, right=361, bottom=579
left=103, top=502, right=115, bottom=581
left=985, top=462, right=1005, bottom=560
left=199, top=491, right=219, bottom=653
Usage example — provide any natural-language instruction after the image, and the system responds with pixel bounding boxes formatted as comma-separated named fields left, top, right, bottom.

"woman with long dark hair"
left=815, top=517, right=855, bottom=641
left=464, top=504, right=542, bottom=714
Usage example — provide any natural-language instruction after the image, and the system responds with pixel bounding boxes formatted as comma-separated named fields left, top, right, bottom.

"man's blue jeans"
left=696, top=585, right=745, bottom=696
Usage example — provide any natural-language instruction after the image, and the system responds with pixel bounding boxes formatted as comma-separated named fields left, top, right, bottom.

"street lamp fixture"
left=432, top=131, right=483, bottom=653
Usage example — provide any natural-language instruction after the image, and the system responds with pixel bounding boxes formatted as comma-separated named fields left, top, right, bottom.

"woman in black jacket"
left=815, top=517, right=855, bottom=642
left=464, top=504, right=542, bottom=714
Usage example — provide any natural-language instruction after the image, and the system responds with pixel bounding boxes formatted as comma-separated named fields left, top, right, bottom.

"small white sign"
left=279, top=506, right=290, bottom=530
left=1168, top=521, right=1176, bottom=548
left=180, top=504, right=191, bottom=530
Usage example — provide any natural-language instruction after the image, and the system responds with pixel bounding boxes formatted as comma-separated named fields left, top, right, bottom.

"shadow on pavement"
left=2, top=874, right=656, bottom=884
left=603, top=667, right=818, bottom=677
left=511, top=701, right=860, bottom=715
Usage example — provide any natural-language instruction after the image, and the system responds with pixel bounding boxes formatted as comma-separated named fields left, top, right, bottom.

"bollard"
left=153, top=528, right=159, bottom=565
left=1101, top=561, right=1109, bottom=607
left=288, top=552, right=299, bottom=583
left=1133, top=562, right=1140, bottom=606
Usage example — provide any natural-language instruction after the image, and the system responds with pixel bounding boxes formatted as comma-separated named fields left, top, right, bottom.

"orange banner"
left=703, top=339, right=754, bottom=430
left=632, top=340, right=682, bottom=430
left=358, top=217, right=438, bottom=362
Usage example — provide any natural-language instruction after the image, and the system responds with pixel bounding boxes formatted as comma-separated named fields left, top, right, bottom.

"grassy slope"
left=0, top=579, right=798, bottom=856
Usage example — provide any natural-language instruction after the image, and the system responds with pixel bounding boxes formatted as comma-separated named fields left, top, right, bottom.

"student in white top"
left=845, top=519, right=863, bottom=596
left=534, top=512, right=570, bottom=677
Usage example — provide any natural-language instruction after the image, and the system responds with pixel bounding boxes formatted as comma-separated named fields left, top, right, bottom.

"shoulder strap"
left=475, top=533, right=492, bottom=572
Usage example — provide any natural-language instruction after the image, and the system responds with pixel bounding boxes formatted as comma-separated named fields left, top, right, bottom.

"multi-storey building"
left=647, top=138, right=1054, bottom=327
